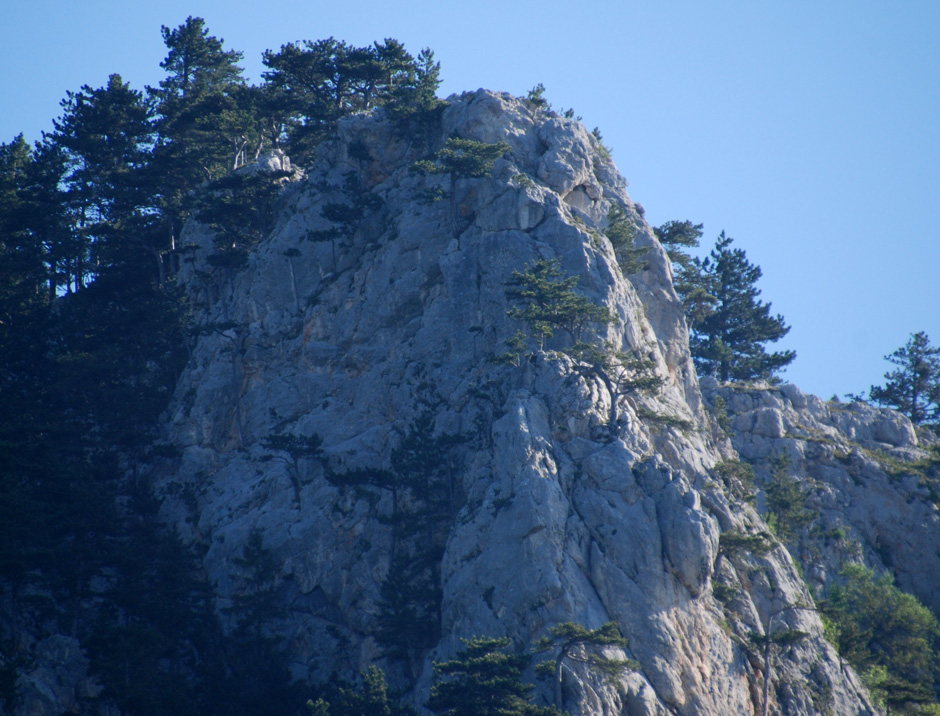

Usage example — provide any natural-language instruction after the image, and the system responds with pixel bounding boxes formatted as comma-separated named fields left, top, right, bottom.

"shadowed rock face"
left=153, top=90, right=877, bottom=715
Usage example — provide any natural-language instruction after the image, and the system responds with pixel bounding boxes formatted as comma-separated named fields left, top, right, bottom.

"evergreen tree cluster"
left=823, top=565, right=940, bottom=715
left=0, top=17, right=443, bottom=716
left=0, top=17, right=442, bottom=296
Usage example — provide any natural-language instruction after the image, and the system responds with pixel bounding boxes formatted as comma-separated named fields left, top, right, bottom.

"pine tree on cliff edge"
left=685, top=232, right=795, bottom=382
left=868, top=331, right=940, bottom=425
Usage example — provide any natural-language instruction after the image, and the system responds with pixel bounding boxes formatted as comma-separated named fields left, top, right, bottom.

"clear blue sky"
left=3, top=0, right=938, bottom=400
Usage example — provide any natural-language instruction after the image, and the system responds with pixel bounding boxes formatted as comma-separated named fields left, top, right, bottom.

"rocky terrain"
left=15, top=89, right=940, bottom=715
left=703, top=378, right=940, bottom=616
left=152, top=89, right=885, bottom=715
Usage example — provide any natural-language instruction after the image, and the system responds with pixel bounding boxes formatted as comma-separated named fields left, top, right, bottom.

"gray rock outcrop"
left=149, top=90, right=880, bottom=715
left=702, top=378, right=940, bottom=616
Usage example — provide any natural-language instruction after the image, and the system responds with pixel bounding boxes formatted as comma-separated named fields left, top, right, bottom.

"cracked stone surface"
left=135, top=90, right=885, bottom=715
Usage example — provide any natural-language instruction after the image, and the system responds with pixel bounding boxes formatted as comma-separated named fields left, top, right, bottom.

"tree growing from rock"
left=685, top=232, right=795, bottom=382
left=868, top=331, right=940, bottom=426
left=426, top=637, right=562, bottom=716
left=653, top=220, right=709, bottom=317
left=502, top=258, right=663, bottom=427
left=504, top=258, right=614, bottom=351
left=764, top=453, right=816, bottom=542
left=604, top=204, right=647, bottom=275
left=534, top=621, right=636, bottom=709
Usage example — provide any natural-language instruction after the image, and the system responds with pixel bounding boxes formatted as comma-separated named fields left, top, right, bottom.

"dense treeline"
left=0, top=16, right=442, bottom=716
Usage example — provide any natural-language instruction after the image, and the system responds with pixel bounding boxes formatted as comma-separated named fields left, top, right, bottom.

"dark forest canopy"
left=0, top=18, right=444, bottom=716
left=0, top=16, right=443, bottom=299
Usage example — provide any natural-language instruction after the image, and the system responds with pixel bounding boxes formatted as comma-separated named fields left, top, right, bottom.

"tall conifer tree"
left=149, top=17, right=251, bottom=246
left=687, top=232, right=794, bottom=382
left=52, top=74, right=156, bottom=282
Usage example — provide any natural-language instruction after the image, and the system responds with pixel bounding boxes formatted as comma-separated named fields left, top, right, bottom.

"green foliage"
left=149, top=17, right=253, bottom=245
left=684, top=232, right=795, bottom=382
left=376, top=552, right=442, bottom=667
left=710, top=394, right=733, bottom=433
left=511, top=173, right=535, bottom=189
left=868, top=331, right=940, bottom=426
left=604, top=204, right=647, bottom=275
left=526, top=83, right=550, bottom=110
left=764, top=453, right=816, bottom=541
left=193, top=170, right=289, bottom=267
left=718, top=530, right=774, bottom=557
left=313, top=666, right=416, bottom=716
left=712, top=459, right=756, bottom=502
left=222, top=530, right=302, bottom=715
left=591, top=127, right=612, bottom=158
left=505, top=258, right=614, bottom=350
left=534, top=622, right=635, bottom=708
left=323, top=405, right=463, bottom=673
left=569, top=342, right=665, bottom=427
left=823, top=564, right=940, bottom=714
left=427, top=637, right=563, bottom=716
left=0, top=19, right=451, bottom=716
left=503, top=258, right=664, bottom=429
left=261, top=432, right=323, bottom=504
left=262, top=38, right=442, bottom=161
left=0, top=134, right=60, bottom=312
left=415, top=137, right=510, bottom=178
left=653, top=220, right=704, bottom=303
left=52, top=73, right=158, bottom=283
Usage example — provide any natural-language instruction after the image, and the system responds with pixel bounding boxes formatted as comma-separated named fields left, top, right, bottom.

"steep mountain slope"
left=146, top=90, right=884, bottom=715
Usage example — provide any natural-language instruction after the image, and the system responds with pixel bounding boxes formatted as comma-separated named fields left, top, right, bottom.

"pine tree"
left=604, top=204, right=647, bottom=275
left=262, top=37, right=437, bottom=161
left=504, top=258, right=614, bottom=351
left=0, top=135, right=46, bottom=319
left=52, top=74, right=156, bottom=282
left=20, top=137, right=71, bottom=298
left=653, top=220, right=709, bottom=311
left=764, top=453, right=815, bottom=541
left=319, top=666, right=416, bottom=716
left=149, top=17, right=251, bottom=246
left=427, top=637, right=562, bottom=716
left=823, top=564, right=940, bottom=714
left=687, top=232, right=794, bottom=382
left=533, top=622, right=635, bottom=708
left=868, top=332, right=940, bottom=426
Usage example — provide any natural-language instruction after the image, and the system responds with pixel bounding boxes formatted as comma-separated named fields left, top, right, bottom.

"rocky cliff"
left=702, top=378, right=940, bottom=617
left=119, top=90, right=936, bottom=715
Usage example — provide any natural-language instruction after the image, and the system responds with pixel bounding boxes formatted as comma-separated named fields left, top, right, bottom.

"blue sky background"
left=2, top=0, right=938, bottom=400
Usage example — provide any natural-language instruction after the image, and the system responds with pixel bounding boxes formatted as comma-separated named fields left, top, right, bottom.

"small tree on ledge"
left=534, top=622, right=637, bottom=709
left=501, top=258, right=664, bottom=429
left=413, top=137, right=510, bottom=178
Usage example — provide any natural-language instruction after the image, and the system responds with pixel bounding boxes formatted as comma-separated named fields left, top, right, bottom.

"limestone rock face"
left=154, top=91, right=877, bottom=715
left=703, top=378, right=940, bottom=615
